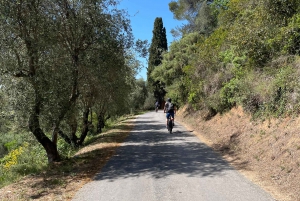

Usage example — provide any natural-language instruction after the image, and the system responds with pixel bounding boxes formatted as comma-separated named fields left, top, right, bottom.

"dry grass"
left=1, top=108, right=299, bottom=201
left=176, top=105, right=300, bottom=201
left=0, top=119, right=135, bottom=201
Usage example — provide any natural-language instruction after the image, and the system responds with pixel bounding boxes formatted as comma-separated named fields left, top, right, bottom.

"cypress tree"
left=147, top=17, right=168, bottom=104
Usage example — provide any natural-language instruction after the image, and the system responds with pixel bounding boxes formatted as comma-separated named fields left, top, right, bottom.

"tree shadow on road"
left=93, top=127, right=235, bottom=182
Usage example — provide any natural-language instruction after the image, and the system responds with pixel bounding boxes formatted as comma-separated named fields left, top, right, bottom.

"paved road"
left=72, top=111, right=275, bottom=201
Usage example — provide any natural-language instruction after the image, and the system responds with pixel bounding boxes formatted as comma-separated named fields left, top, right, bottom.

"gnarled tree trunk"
left=97, top=112, right=105, bottom=134
left=78, top=107, right=90, bottom=145
left=29, top=94, right=60, bottom=163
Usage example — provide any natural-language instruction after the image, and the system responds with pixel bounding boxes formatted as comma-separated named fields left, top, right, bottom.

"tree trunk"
left=90, top=107, right=92, bottom=124
left=78, top=107, right=90, bottom=145
left=97, top=112, right=105, bottom=134
left=52, top=126, right=59, bottom=145
left=58, top=130, right=72, bottom=145
left=69, top=122, right=79, bottom=146
left=29, top=96, right=60, bottom=163
left=57, top=128, right=79, bottom=147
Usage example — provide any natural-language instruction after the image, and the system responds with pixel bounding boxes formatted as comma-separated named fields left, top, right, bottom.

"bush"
left=0, top=142, right=47, bottom=188
left=239, top=61, right=300, bottom=117
left=57, top=139, right=77, bottom=158
left=272, top=14, right=300, bottom=55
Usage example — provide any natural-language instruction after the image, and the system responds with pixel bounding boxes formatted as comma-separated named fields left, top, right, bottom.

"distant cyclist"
left=155, top=100, right=160, bottom=112
left=164, top=98, right=176, bottom=128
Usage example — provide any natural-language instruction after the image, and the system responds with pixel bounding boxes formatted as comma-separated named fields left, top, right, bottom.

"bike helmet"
left=167, top=98, right=171, bottom=102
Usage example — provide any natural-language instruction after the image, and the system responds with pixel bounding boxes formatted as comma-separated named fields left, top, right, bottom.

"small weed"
left=273, top=135, right=279, bottom=141
left=49, top=178, right=65, bottom=186
left=280, top=166, right=285, bottom=171
left=70, top=172, right=77, bottom=177
left=260, top=130, right=266, bottom=136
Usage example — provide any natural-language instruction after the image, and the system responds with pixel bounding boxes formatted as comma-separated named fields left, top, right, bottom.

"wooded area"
left=0, top=0, right=150, bottom=185
left=152, top=0, right=300, bottom=121
left=1, top=0, right=300, bottom=193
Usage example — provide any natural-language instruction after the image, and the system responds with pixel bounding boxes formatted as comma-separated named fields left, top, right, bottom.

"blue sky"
left=117, top=0, right=184, bottom=80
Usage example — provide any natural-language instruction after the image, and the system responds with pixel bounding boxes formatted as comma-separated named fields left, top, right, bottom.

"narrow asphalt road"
left=72, top=111, right=275, bottom=201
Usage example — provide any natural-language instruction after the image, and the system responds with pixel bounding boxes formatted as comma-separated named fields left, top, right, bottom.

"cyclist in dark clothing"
left=155, top=100, right=160, bottom=112
left=164, top=98, right=176, bottom=128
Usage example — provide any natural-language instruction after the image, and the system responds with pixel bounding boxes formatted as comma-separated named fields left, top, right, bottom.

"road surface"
left=72, top=111, right=275, bottom=201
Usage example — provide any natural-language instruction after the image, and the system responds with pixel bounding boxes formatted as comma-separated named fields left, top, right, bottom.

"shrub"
left=272, top=14, right=300, bottom=55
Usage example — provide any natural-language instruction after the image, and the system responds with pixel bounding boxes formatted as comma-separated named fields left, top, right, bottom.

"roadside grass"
left=0, top=141, right=48, bottom=189
left=0, top=114, right=136, bottom=200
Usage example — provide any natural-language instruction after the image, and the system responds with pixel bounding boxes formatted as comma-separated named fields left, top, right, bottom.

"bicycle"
left=155, top=106, right=159, bottom=112
left=167, top=115, right=173, bottom=134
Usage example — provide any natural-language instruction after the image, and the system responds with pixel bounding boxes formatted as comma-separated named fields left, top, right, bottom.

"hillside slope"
left=176, top=105, right=300, bottom=201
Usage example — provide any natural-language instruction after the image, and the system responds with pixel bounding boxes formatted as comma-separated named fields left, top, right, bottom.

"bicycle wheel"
left=168, top=118, right=173, bottom=133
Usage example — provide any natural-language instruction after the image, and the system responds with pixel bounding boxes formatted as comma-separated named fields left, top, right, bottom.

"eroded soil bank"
left=176, top=105, right=300, bottom=201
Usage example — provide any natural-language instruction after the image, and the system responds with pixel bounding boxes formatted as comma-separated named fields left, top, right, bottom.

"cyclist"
left=155, top=100, right=160, bottom=112
left=164, top=98, right=176, bottom=128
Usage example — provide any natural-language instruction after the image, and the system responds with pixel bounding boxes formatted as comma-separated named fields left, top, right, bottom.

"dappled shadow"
left=90, top=112, right=236, bottom=181
left=93, top=125, right=233, bottom=182
left=73, top=112, right=276, bottom=201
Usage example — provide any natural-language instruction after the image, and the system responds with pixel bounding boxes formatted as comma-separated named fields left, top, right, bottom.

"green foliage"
left=163, top=0, right=300, bottom=120
left=169, top=0, right=203, bottom=21
left=216, top=0, right=247, bottom=27
left=148, top=18, right=168, bottom=70
left=220, top=78, right=240, bottom=109
left=0, top=140, right=47, bottom=188
left=267, top=65, right=299, bottom=116
left=153, top=33, right=204, bottom=106
left=211, top=0, right=230, bottom=11
left=153, top=32, right=204, bottom=84
left=143, top=92, right=157, bottom=110
left=270, top=13, right=300, bottom=55
left=265, top=0, right=299, bottom=24
left=0, top=113, right=132, bottom=188
left=0, top=0, right=136, bottom=162
left=148, top=17, right=168, bottom=102
left=224, top=3, right=271, bottom=66
left=129, top=78, right=148, bottom=110
left=4, top=140, right=17, bottom=152
left=57, top=139, right=77, bottom=159
left=168, top=0, right=217, bottom=36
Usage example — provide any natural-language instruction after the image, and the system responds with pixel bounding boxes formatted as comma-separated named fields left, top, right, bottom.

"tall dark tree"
left=147, top=17, right=168, bottom=104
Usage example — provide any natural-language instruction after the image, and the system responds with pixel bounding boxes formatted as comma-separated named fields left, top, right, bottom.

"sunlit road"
left=72, top=110, right=275, bottom=201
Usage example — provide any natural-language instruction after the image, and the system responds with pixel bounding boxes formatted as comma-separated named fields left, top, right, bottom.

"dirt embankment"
left=176, top=105, right=300, bottom=201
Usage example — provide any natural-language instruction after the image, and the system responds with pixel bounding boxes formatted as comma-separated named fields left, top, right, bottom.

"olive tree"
left=0, top=0, right=134, bottom=163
